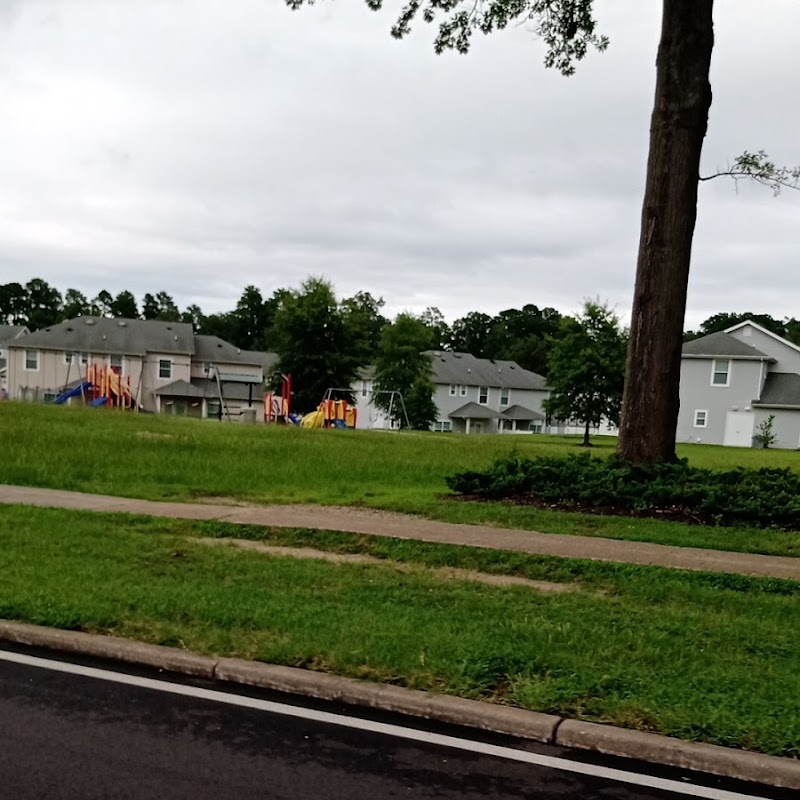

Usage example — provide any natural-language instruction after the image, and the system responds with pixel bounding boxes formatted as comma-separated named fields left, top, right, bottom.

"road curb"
left=2, top=620, right=799, bottom=790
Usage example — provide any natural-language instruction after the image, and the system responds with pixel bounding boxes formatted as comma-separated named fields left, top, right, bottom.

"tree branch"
left=700, top=150, right=800, bottom=195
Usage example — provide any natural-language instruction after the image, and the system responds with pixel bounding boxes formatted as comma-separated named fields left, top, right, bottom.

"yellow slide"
left=300, top=410, right=325, bottom=428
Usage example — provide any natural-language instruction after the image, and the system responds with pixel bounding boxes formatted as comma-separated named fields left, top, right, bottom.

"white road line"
left=0, top=649, right=769, bottom=800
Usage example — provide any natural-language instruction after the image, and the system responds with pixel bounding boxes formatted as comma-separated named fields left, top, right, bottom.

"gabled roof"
left=500, top=404, right=545, bottom=421
left=682, top=331, right=771, bottom=360
left=753, top=373, right=800, bottom=409
left=0, top=325, right=29, bottom=347
left=193, top=335, right=273, bottom=367
left=449, top=402, right=503, bottom=420
left=155, top=379, right=206, bottom=398
left=427, top=351, right=547, bottom=390
left=725, top=320, right=800, bottom=357
left=156, top=377, right=262, bottom=402
left=8, top=317, right=195, bottom=356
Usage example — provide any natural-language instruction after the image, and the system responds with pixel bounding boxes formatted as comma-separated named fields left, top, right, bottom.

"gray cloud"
left=0, top=0, right=798, bottom=330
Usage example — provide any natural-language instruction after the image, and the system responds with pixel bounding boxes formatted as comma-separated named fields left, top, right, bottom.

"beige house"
left=0, top=325, right=30, bottom=397
left=6, top=316, right=277, bottom=421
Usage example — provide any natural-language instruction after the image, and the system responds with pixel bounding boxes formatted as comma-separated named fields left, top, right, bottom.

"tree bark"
left=583, top=420, right=591, bottom=447
left=617, top=0, right=715, bottom=464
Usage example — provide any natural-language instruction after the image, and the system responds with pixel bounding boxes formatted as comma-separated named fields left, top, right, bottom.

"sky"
left=0, top=0, right=798, bottom=329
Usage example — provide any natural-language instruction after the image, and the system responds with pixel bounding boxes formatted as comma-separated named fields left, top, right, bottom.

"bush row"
left=445, top=452, right=800, bottom=529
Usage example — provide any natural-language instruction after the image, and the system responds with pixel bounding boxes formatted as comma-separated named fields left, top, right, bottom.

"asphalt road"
left=0, top=647, right=788, bottom=800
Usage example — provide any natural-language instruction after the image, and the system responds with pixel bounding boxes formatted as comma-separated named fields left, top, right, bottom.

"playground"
left=55, top=364, right=137, bottom=410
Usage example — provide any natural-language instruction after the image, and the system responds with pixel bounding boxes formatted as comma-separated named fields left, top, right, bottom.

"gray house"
left=678, top=320, right=800, bottom=448
left=0, top=325, right=29, bottom=396
left=355, top=351, right=549, bottom=434
left=6, top=316, right=276, bottom=420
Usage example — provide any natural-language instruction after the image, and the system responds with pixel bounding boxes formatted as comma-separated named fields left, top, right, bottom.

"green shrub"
left=445, top=452, right=800, bottom=530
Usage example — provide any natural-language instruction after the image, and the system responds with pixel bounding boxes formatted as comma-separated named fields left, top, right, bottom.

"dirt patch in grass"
left=198, top=537, right=577, bottom=594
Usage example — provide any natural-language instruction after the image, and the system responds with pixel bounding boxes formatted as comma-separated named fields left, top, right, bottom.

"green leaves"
left=286, top=0, right=609, bottom=73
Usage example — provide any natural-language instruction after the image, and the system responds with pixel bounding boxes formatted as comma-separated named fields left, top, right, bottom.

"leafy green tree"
left=230, top=285, right=272, bottom=349
left=92, top=290, right=114, bottom=317
left=374, top=313, right=437, bottom=429
left=287, top=0, right=799, bottom=464
left=404, top=373, right=439, bottom=431
left=61, top=289, right=92, bottom=319
left=450, top=311, right=493, bottom=357
left=110, top=290, right=139, bottom=319
left=25, top=278, right=62, bottom=329
left=0, top=283, right=28, bottom=325
left=143, top=291, right=181, bottom=322
left=484, top=304, right=563, bottom=376
left=698, top=312, right=785, bottom=338
left=182, top=304, right=206, bottom=332
left=419, top=306, right=451, bottom=351
left=341, top=291, right=389, bottom=365
left=544, top=301, right=627, bottom=447
left=271, top=277, right=361, bottom=412
left=201, top=312, right=238, bottom=342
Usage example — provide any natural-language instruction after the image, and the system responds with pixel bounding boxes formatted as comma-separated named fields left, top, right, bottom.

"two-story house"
left=355, top=351, right=549, bottom=434
left=0, top=325, right=30, bottom=397
left=6, top=316, right=276, bottom=421
left=678, top=319, right=800, bottom=448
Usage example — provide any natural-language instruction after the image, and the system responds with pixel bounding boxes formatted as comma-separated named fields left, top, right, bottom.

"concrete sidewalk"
left=2, top=483, right=800, bottom=581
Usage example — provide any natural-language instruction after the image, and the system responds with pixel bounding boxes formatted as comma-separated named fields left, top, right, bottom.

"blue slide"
left=90, top=396, right=108, bottom=407
left=54, top=381, right=93, bottom=405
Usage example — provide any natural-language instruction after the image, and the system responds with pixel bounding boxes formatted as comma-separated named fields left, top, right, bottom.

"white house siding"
left=729, top=325, right=800, bottom=374
left=752, top=408, right=800, bottom=450
left=677, top=358, right=763, bottom=445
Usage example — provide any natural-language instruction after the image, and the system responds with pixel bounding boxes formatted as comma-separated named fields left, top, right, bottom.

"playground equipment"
left=299, top=388, right=358, bottom=429
left=54, top=364, right=137, bottom=410
left=264, top=372, right=293, bottom=424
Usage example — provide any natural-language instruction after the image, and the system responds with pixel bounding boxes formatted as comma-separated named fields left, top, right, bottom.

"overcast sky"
left=1, top=0, right=798, bottom=329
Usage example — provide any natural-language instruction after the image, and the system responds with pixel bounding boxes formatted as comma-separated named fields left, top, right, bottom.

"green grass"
left=4, top=402, right=800, bottom=555
left=1, top=504, right=799, bottom=757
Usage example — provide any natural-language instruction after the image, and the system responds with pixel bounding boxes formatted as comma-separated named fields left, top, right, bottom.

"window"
left=110, top=354, right=123, bottom=371
left=43, top=392, right=57, bottom=403
left=712, top=359, right=730, bottom=386
left=207, top=401, right=222, bottom=419
left=24, top=350, right=39, bottom=371
left=64, top=351, right=76, bottom=365
left=479, top=387, right=489, bottom=405
left=694, top=410, right=708, bottom=428
left=500, top=388, right=510, bottom=406
left=531, top=423, right=544, bottom=434
left=449, top=384, right=457, bottom=396
left=159, top=359, right=172, bottom=379
left=433, top=420, right=452, bottom=433
left=459, top=385, right=467, bottom=397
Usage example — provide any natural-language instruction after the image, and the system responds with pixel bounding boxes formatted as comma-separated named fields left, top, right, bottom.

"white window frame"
left=110, top=354, right=123, bottom=374
left=500, top=387, right=510, bottom=406
left=459, top=385, right=467, bottom=397
left=64, top=351, right=76, bottom=365
left=433, top=420, right=452, bottom=433
left=449, top=384, right=457, bottom=396
left=478, top=386, right=489, bottom=405
left=158, top=359, right=173, bottom=379
left=711, top=359, right=730, bottom=387
left=694, top=409, right=708, bottom=428
left=24, top=350, right=39, bottom=371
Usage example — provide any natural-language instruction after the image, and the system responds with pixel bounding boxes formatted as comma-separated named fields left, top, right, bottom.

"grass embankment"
left=1, top=504, right=798, bottom=757
left=3, top=402, right=800, bottom=555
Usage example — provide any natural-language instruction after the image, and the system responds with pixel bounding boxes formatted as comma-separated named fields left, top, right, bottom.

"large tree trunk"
left=617, top=0, right=715, bottom=464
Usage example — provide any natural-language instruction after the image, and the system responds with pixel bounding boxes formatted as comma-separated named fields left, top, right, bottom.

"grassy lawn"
left=3, top=402, right=800, bottom=555
left=1, top=504, right=798, bottom=757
